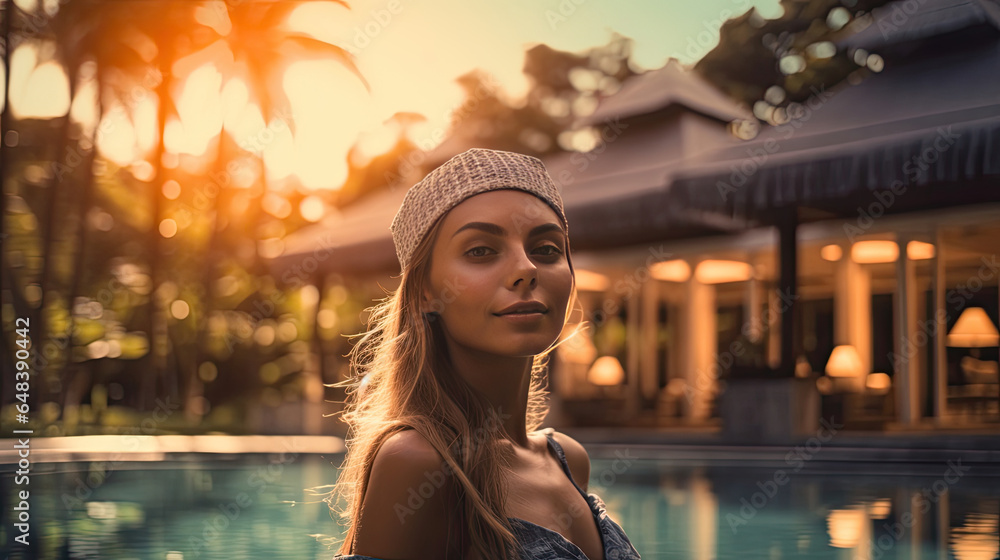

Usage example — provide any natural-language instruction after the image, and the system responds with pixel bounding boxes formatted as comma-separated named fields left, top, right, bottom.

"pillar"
left=894, top=236, right=921, bottom=426
left=626, top=288, right=641, bottom=419
left=640, top=278, right=660, bottom=402
left=835, top=249, right=872, bottom=392
left=932, top=228, right=948, bottom=422
left=683, top=264, right=716, bottom=422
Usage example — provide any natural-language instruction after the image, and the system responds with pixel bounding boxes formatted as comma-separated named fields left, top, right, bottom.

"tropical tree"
left=695, top=0, right=895, bottom=128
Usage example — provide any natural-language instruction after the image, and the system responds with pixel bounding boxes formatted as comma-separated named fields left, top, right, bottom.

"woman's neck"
left=443, top=339, right=534, bottom=449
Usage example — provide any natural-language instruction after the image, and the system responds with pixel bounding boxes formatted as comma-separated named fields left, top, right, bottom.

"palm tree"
left=31, top=0, right=211, bottom=414
left=188, top=0, right=366, bottom=425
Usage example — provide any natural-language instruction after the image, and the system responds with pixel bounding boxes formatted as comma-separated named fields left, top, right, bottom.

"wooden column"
left=778, top=210, right=798, bottom=376
left=640, top=278, right=660, bottom=402
left=683, top=265, right=716, bottom=422
left=835, top=249, right=872, bottom=391
left=932, top=228, right=949, bottom=423
left=894, top=236, right=921, bottom=425
left=626, top=289, right=641, bottom=419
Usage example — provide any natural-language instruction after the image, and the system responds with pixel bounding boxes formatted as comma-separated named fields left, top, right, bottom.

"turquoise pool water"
left=2, top=454, right=998, bottom=559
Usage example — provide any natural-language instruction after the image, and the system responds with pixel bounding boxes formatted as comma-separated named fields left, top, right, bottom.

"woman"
left=329, top=149, right=641, bottom=560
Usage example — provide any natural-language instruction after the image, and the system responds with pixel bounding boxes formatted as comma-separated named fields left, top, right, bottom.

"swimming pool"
left=3, top=453, right=998, bottom=559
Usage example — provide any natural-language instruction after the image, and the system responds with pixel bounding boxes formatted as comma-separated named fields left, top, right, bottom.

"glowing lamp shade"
left=821, top=244, right=843, bottom=262
left=851, top=240, right=898, bottom=263
left=588, top=356, right=625, bottom=386
left=650, top=259, right=690, bottom=282
left=694, top=260, right=752, bottom=284
left=947, top=307, right=1000, bottom=348
left=906, top=241, right=935, bottom=260
left=866, top=372, right=891, bottom=395
left=827, top=507, right=866, bottom=548
left=574, top=269, right=611, bottom=292
left=868, top=499, right=892, bottom=520
left=826, top=345, right=864, bottom=378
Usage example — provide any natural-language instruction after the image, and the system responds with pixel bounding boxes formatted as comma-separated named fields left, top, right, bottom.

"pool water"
left=2, top=454, right=998, bottom=559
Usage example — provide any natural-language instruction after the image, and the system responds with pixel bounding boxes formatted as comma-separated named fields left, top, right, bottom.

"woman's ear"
left=419, top=288, right=436, bottom=315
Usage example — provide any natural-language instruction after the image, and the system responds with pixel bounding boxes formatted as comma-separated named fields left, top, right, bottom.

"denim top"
left=332, top=428, right=641, bottom=560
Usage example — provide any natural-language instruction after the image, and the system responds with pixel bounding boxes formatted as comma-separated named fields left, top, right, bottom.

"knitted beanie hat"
left=390, top=148, right=567, bottom=271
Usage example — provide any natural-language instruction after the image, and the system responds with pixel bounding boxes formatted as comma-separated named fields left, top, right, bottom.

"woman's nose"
left=510, top=248, right=538, bottom=289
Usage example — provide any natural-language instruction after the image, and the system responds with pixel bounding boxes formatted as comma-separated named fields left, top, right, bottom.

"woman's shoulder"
left=351, top=428, right=458, bottom=559
left=375, top=427, right=444, bottom=464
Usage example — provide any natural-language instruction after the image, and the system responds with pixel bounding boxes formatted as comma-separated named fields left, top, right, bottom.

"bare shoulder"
left=352, top=429, right=459, bottom=560
left=549, top=430, right=592, bottom=492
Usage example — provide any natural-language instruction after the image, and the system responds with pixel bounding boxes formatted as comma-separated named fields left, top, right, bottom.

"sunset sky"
left=8, top=0, right=783, bottom=192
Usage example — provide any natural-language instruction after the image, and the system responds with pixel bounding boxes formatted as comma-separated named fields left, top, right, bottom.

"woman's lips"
left=495, top=311, right=546, bottom=323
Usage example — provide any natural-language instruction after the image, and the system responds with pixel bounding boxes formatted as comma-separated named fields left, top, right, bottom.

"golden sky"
left=5, top=0, right=783, bottom=193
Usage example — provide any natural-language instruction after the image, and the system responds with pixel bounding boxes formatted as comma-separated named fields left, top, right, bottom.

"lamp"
left=573, top=269, right=610, bottom=292
left=826, top=345, right=864, bottom=378
left=825, top=344, right=865, bottom=394
left=947, top=307, right=1000, bottom=349
left=588, top=356, right=625, bottom=386
left=947, top=308, right=999, bottom=394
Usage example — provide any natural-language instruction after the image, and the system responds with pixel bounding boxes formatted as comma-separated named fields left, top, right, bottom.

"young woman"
left=329, top=149, right=641, bottom=560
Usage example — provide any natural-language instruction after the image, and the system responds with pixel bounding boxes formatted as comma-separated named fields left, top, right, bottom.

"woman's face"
left=422, top=189, right=573, bottom=359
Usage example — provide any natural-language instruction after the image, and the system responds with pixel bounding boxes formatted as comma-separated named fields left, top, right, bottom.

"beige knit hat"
left=390, top=148, right=567, bottom=271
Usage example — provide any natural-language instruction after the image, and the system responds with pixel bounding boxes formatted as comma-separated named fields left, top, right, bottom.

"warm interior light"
left=694, top=260, right=751, bottom=284
left=559, top=333, right=598, bottom=365
left=827, top=506, right=867, bottom=548
left=868, top=499, right=892, bottom=520
left=851, top=240, right=898, bottom=263
left=826, top=345, right=864, bottom=378
left=821, top=244, right=843, bottom=262
left=947, top=307, right=1000, bottom=348
left=816, top=375, right=834, bottom=395
left=865, top=372, right=891, bottom=395
left=906, top=241, right=935, bottom=260
left=574, top=269, right=610, bottom=292
left=649, top=259, right=690, bottom=282
left=588, top=356, right=625, bottom=386
left=950, top=513, right=1000, bottom=560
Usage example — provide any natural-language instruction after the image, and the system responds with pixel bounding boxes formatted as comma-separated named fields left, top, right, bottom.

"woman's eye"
left=534, top=244, right=563, bottom=256
left=465, top=246, right=494, bottom=258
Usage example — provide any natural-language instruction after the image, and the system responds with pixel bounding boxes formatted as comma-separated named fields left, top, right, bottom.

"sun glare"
left=13, top=59, right=70, bottom=119
left=169, top=63, right=224, bottom=156
left=283, top=60, right=373, bottom=190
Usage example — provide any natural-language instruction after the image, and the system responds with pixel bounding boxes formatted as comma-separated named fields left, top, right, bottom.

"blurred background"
left=1, top=0, right=999, bottom=558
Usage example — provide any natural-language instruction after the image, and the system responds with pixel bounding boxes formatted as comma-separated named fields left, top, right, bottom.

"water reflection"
left=951, top=512, right=1000, bottom=560
left=1, top=456, right=998, bottom=559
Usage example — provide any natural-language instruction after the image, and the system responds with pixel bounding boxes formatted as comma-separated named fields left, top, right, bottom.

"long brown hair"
left=328, top=213, right=577, bottom=559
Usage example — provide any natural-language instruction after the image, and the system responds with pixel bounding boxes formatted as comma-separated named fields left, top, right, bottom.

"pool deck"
left=2, top=427, right=998, bottom=465
left=562, top=425, right=1000, bottom=465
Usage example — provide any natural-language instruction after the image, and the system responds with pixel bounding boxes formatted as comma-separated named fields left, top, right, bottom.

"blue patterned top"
left=332, top=428, right=641, bottom=560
